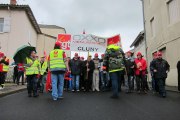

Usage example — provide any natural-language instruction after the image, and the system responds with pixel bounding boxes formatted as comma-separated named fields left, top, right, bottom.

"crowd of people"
left=0, top=41, right=172, bottom=100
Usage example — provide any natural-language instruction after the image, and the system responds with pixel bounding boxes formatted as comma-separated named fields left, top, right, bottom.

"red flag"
left=57, top=34, right=71, bottom=50
left=46, top=71, right=52, bottom=92
left=57, top=34, right=71, bottom=42
left=107, top=35, right=121, bottom=45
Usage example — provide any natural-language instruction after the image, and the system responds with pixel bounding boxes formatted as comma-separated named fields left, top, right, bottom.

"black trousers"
left=80, top=74, right=85, bottom=90
left=26, top=75, right=38, bottom=96
left=178, top=72, right=180, bottom=91
left=0, top=72, right=6, bottom=86
left=157, top=78, right=166, bottom=96
left=136, top=74, right=146, bottom=91
left=13, top=73, right=18, bottom=83
left=17, top=71, right=24, bottom=85
left=85, top=72, right=93, bottom=91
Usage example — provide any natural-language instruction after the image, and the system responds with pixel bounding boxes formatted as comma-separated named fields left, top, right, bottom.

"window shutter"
left=3, top=17, right=11, bottom=32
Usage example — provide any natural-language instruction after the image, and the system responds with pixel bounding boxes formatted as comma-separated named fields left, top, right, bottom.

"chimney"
left=10, top=0, right=17, bottom=5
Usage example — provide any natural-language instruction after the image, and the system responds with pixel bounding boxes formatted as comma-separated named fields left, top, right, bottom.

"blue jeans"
left=125, top=75, right=134, bottom=92
left=51, top=73, right=65, bottom=99
left=100, top=71, right=109, bottom=89
left=72, top=75, right=80, bottom=90
left=109, top=71, right=121, bottom=96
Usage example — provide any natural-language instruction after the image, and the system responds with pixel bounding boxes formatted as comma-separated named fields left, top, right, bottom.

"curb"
left=166, top=89, right=180, bottom=93
left=0, top=88, right=26, bottom=98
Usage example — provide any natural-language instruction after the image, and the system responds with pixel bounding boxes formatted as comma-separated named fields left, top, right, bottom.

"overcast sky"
left=1, top=0, right=143, bottom=52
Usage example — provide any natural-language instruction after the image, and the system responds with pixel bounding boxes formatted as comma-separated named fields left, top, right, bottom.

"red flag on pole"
left=107, top=35, right=121, bottom=45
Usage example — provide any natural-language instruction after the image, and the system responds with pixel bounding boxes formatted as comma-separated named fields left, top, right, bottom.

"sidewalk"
left=166, top=86, right=179, bottom=92
left=0, top=83, right=26, bottom=97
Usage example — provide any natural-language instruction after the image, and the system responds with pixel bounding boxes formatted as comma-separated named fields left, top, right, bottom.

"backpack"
left=106, top=48, right=124, bottom=70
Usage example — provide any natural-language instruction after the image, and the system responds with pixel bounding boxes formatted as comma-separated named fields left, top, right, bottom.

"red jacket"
left=134, top=58, right=147, bottom=75
left=18, top=63, right=24, bottom=71
left=0, top=64, right=2, bottom=72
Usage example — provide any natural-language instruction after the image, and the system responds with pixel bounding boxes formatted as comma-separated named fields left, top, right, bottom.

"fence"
left=5, top=66, right=14, bottom=83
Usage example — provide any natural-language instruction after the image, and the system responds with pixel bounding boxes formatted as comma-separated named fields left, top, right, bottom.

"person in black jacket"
left=177, top=60, right=180, bottom=91
left=69, top=53, right=82, bottom=92
left=79, top=57, right=85, bottom=91
left=13, top=65, right=18, bottom=84
left=125, top=51, right=135, bottom=93
left=151, top=52, right=170, bottom=98
left=83, top=55, right=95, bottom=92
left=0, top=56, right=9, bottom=89
left=150, top=52, right=159, bottom=93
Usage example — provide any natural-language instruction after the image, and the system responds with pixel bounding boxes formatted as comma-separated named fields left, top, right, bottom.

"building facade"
left=143, top=0, right=180, bottom=86
left=37, top=24, right=68, bottom=57
left=0, top=4, right=41, bottom=61
left=130, top=31, right=146, bottom=59
left=0, top=4, right=68, bottom=62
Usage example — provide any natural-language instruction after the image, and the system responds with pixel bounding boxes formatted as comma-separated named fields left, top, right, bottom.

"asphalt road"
left=0, top=90, right=180, bottom=120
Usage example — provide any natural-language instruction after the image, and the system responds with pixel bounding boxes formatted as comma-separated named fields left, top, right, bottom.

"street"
left=0, top=90, right=180, bottom=120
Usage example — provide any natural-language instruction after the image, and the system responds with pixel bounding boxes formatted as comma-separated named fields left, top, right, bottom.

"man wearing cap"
left=0, top=56, right=10, bottom=89
left=99, top=54, right=109, bottom=91
left=134, top=52, right=147, bottom=93
left=80, top=56, right=85, bottom=90
left=125, top=51, right=135, bottom=93
left=25, top=51, right=40, bottom=97
left=92, top=53, right=100, bottom=92
left=83, top=55, right=95, bottom=92
left=69, top=53, right=82, bottom=92
left=17, top=62, right=25, bottom=85
left=151, top=52, right=170, bottom=98
left=103, top=44, right=126, bottom=99
left=49, top=42, right=69, bottom=100
left=39, top=56, right=48, bottom=93
left=150, top=52, right=158, bottom=93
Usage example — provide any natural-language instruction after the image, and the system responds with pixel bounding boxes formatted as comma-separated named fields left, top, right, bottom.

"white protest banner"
left=70, top=34, right=107, bottom=52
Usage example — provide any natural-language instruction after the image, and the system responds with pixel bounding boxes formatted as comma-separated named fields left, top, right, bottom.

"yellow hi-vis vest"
left=2, top=58, right=9, bottom=72
left=49, top=49, right=66, bottom=71
left=40, top=61, right=47, bottom=75
left=25, top=58, right=40, bottom=75
left=107, top=44, right=124, bottom=73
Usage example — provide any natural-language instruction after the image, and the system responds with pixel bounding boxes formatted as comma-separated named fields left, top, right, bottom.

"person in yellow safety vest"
left=48, top=41, right=70, bottom=101
left=103, top=44, right=126, bottom=99
left=0, top=56, right=9, bottom=89
left=25, top=51, right=40, bottom=97
left=39, top=56, right=48, bottom=93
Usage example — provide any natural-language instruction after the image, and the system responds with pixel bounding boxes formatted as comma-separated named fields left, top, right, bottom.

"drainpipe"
left=140, top=0, right=148, bottom=61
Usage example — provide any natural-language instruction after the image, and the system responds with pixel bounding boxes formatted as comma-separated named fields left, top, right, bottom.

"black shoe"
left=110, top=95, right=119, bottom=99
left=162, top=93, right=166, bottom=98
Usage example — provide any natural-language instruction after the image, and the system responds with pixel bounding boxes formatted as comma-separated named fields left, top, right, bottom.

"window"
left=0, top=18, right=4, bottom=32
left=167, top=0, right=180, bottom=24
left=150, top=17, right=155, bottom=37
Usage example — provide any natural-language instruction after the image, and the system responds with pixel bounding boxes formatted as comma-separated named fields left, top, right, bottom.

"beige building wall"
left=144, top=0, right=180, bottom=86
left=0, top=10, right=37, bottom=62
left=36, top=34, right=56, bottom=57
left=40, top=27, right=65, bottom=37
